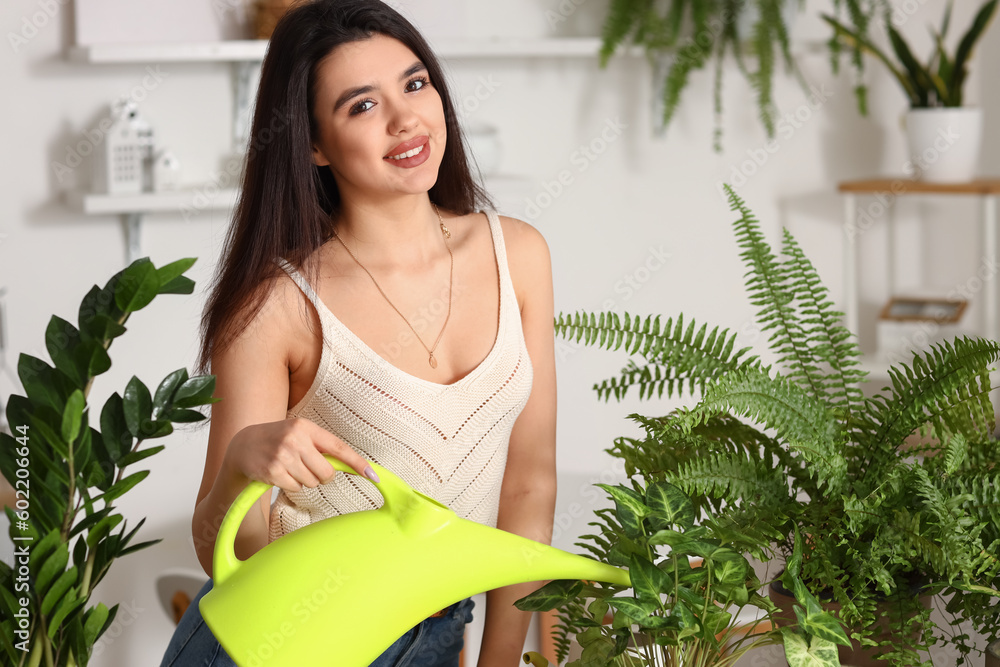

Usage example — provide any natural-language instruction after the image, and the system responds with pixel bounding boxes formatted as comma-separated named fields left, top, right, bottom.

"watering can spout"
left=201, top=457, right=630, bottom=667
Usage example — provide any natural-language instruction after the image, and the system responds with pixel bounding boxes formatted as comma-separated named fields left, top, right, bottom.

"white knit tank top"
left=268, top=210, right=534, bottom=542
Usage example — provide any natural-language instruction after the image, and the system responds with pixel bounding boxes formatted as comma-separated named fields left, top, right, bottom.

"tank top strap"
left=482, top=210, right=516, bottom=307
left=275, top=258, right=325, bottom=313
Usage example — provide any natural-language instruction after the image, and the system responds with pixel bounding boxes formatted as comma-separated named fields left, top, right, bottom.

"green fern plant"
left=556, top=186, right=1000, bottom=665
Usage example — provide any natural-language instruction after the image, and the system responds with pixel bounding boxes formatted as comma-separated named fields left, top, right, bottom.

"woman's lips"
left=384, top=138, right=430, bottom=168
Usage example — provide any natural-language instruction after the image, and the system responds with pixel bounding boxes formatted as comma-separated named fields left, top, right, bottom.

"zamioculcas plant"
left=551, top=187, right=1000, bottom=665
left=0, top=257, right=217, bottom=667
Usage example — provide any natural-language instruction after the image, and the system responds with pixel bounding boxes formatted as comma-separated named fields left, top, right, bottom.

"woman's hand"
left=222, top=417, right=380, bottom=494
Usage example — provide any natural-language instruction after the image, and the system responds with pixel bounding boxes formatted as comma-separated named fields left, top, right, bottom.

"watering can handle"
left=213, top=456, right=402, bottom=587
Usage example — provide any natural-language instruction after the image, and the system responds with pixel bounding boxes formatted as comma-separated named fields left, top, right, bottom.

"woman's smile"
left=384, top=136, right=430, bottom=167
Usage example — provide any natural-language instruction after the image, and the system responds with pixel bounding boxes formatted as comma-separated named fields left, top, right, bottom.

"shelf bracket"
left=122, top=212, right=142, bottom=265
left=232, top=60, right=258, bottom=153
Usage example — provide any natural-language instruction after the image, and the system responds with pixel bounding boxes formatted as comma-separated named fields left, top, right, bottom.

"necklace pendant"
left=428, top=353, right=438, bottom=369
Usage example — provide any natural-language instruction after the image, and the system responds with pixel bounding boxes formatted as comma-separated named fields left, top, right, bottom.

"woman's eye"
left=350, top=99, right=375, bottom=115
left=407, top=76, right=430, bottom=92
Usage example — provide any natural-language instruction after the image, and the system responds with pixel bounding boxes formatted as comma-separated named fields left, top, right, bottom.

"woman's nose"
left=386, top=97, right=419, bottom=135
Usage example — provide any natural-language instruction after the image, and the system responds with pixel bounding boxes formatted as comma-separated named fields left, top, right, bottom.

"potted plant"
left=0, top=257, right=217, bottom=666
left=515, top=477, right=849, bottom=666
left=551, top=187, right=1000, bottom=665
left=596, top=0, right=883, bottom=151
left=824, top=0, right=998, bottom=182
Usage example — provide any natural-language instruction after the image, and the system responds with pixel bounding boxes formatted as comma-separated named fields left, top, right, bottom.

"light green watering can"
left=200, top=456, right=631, bottom=667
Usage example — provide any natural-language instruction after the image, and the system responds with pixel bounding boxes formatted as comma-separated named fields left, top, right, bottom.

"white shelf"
left=67, top=37, right=633, bottom=64
left=65, top=188, right=239, bottom=215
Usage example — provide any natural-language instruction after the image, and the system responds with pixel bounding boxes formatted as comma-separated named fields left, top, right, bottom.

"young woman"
left=159, top=1, right=556, bottom=665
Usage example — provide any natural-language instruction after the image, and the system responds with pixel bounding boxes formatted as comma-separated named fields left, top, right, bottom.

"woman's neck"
left=333, top=196, right=448, bottom=269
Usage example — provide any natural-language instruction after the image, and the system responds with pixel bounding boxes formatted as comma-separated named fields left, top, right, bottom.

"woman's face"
left=310, top=34, right=447, bottom=203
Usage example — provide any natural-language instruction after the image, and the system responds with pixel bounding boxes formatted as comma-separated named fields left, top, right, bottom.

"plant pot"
left=768, top=580, right=932, bottom=667
left=904, top=107, right=983, bottom=183
left=987, top=639, right=1000, bottom=667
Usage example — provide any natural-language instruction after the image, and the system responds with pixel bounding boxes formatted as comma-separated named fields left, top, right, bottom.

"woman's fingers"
left=299, top=419, right=380, bottom=483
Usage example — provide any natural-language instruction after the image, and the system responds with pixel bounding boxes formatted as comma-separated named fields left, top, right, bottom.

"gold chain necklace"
left=333, top=203, right=453, bottom=369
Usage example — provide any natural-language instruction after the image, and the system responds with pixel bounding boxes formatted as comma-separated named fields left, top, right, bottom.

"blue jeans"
left=160, top=579, right=474, bottom=667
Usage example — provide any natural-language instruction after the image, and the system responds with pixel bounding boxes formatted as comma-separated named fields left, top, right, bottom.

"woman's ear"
left=312, top=145, right=330, bottom=167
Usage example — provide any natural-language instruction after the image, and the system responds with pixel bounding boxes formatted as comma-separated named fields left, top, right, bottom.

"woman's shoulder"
left=484, top=211, right=552, bottom=307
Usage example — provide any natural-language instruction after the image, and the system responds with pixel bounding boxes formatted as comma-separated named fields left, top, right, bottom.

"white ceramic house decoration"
left=94, top=98, right=154, bottom=195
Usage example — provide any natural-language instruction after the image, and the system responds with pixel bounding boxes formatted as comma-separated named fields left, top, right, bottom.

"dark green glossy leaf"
left=172, top=375, right=216, bottom=408
left=86, top=514, right=124, bottom=549
left=166, top=407, right=207, bottom=423
left=79, top=312, right=127, bottom=342
left=101, top=470, right=149, bottom=504
left=159, top=275, right=196, bottom=295
left=46, top=315, right=84, bottom=385
left=115, top=258, right=159, bottom=312
left=153, top=368, right=188, bottom=414
left=100, top=393, right=131, bottom=464
left=156, top=257, right=197, bottom=286
left=117, top=444, right=165, bottom=468
left=122, top=376, right=151, bottom=437
left=18, top=354, right=72, bottom=413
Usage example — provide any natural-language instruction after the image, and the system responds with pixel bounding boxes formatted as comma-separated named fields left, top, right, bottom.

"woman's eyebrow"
left=333, top=61, right=428, bottom=111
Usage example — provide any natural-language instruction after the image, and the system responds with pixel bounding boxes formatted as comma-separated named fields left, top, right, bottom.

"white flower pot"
left=904, top=107, right=983, bottom=183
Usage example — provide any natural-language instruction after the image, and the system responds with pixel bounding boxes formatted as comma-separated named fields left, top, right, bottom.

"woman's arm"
left=191, top=274, right=375, bottom=577
left=478, top=218, right=557, bottom=666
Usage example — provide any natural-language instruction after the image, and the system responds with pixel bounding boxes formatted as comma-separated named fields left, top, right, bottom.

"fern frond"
left=669, top=450, right=790, bottom=510
left=599, top=0, right=655, bottom=65
left=681, top=364, right=847, bottom=491
left=555, top=311, right=754, bottom=401
left=724, top=186, right=833, bottom=405
left=778, top=227, right=867, bottom=427
left=857, top=337, right=1000, bottom=480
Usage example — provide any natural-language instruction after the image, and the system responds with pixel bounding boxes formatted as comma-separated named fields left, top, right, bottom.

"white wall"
left=0, top=0, right=996, bottom=664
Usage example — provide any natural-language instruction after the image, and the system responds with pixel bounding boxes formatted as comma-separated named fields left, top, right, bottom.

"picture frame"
left=879, top=296, right=968, bottom=323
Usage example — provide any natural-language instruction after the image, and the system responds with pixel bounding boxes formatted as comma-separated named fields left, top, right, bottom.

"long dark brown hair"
left=197, top=0, right=494, bottom=374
